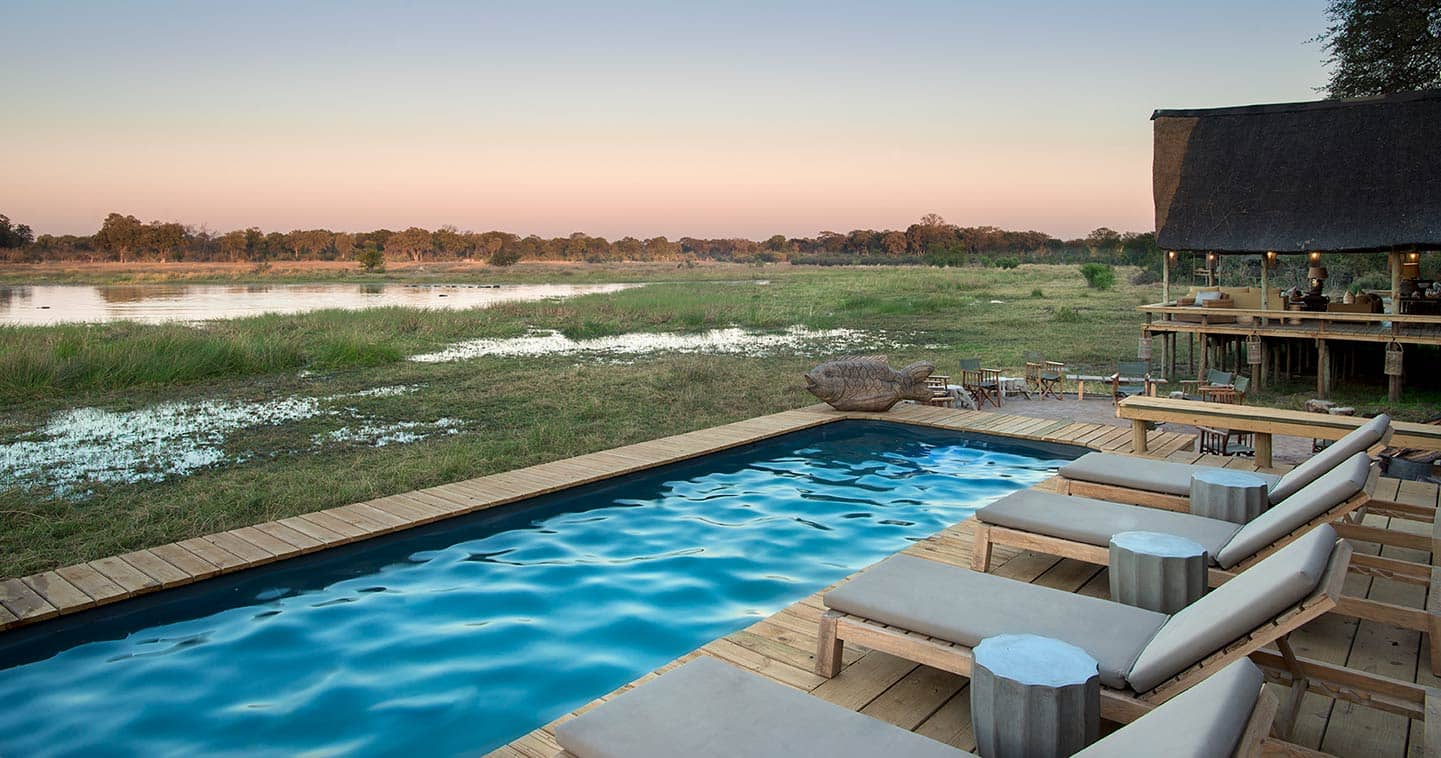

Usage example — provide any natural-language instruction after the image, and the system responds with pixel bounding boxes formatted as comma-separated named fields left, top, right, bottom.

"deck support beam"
left=1316, top=339, right=1330, bottom=399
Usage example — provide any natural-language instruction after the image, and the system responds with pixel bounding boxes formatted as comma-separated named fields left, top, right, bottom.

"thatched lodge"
left=1141, top=89, right=1441, bottom=400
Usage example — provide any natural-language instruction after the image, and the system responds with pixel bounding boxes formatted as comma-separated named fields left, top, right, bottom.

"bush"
left=996, top=256, right=1020, bottom=270
left=489, top=248, right=522, bottom=267
left=1079, top=262, right=1115, bottom=290
left=1130, top=267, right=1160, bottom=285
left=1052, top=306, right=1083, bottom=323
left=356, top=245, right=385, bottom=273
left=1349, top=272, right=1391, bottom=292
left=1030, top=288, right=1044, bottom=298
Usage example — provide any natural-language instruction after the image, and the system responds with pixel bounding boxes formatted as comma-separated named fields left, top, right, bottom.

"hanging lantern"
left=1246, top=334, right=1262, bottom=365
left=1138, top=335, right=1152, bottom=361
left=1385, top=342, right=1404, bottom=376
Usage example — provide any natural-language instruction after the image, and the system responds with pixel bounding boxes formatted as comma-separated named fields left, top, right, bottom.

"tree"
left=1084, top=227, right=1122, bottom=258
left=1316, top=0, right=1441, bottom=97
left=0, top=214, right=34, bottom=248
left=356, top=242, right=385, bottom=272
left=880, top=231, right=908, bottom=256
left=94, top=213, right=144, bottom=261
left=387, top=227, right=434, bottom=262
left=920, top=213, right=947, bottom=227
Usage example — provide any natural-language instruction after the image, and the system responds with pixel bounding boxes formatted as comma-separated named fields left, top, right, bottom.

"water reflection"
left=0, top=283, right=642, bottom=325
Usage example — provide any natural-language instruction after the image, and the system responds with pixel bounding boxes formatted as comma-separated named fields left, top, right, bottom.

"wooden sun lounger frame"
left=551, top=679, right=1282, bottom=758
left=1032, top=468, right=1441, bottom=673
left=819, top=541, right=1437, bottom=754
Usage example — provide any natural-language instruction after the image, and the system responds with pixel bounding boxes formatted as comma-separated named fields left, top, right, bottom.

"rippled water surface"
left=0, top=421, right=1075, bottom=756
left=0, top=283, right=640, bottom=324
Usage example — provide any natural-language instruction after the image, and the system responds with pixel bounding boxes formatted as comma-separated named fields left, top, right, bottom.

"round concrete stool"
left=1189, top=468, right=1269, bottom=523
left=971, top=634, right=1099, bottom=758
left=1109, top=531, right=1208, bottom=613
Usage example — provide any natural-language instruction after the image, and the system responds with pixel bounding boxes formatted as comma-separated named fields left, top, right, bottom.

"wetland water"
left=0, top=283, right=641, bottom=325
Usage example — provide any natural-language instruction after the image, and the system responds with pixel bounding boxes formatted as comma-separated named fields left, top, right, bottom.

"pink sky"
left=2, top=2, right=1328, bottom=240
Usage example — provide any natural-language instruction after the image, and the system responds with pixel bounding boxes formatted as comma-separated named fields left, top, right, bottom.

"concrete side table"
left=971, top=634, right=1099, bottom=758
left=1189, top=468, right=1269, bottom=523
left=1109, top=531, right=1208, bottom=613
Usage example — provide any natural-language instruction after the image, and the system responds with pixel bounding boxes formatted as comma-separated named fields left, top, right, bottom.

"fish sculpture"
left=804, top=358, right=935, bottom=411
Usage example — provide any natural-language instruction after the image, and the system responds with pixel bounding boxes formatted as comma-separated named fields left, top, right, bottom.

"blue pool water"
left=0, top=421, right=1078, bottom=757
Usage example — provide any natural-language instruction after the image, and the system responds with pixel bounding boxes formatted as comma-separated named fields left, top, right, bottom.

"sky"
left=2, top=1, right=1330, bottom=240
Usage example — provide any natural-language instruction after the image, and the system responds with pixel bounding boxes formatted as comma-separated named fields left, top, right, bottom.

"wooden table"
left=1117, top=396, right=1441, bottom=468
left=1066, top=374, right=1167, bottom=401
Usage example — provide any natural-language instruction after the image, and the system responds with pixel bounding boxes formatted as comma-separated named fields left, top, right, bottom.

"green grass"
left=6, top=262, right=1434, bottom=578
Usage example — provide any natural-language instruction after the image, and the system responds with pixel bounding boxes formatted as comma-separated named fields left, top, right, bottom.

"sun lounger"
left=975, top=452, right=1374, bottom=576
left=817, top=526, right=1434, bottom=742
left=971, top=452, right=1441, bottom=673
left=553, top=655, right=1278, bottom=758
left=1057, top=413, right=1391, bottom=512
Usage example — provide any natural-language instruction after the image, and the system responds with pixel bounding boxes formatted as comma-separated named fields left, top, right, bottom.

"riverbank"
left=0, top=259, right=780, bottom=286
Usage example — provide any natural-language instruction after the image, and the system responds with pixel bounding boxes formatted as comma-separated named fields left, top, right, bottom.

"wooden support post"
left=1198, top=334, right=1209, bottom=380
left=1162, top=251, right=1171, bottom=304
left=1390, top=251, right=1402, bottom=315
left=1132, top=419, right=1148, bottom=455
left=816, top=612, right=844, bottom=678
left=1316, top=339, right=1330, bottom=399
left=1258, top=339, right=1267, bottom=389
left=1261, top=253, right=1270, bottom=311
left=1255, top=433, right=1273, bottom=469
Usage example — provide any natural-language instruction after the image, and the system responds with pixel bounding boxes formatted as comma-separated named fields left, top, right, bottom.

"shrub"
left=1349, top=272, right=1390, bottom=292
left=489, top=247, right=522, bottom=267
left=1079, top=262, right=1115, bottom=290
left=1052, top=306, right=1083, bottom=323
left=356, top=244, right=385, bottom=273
left=996, top=256, right=1021, bottom=270
left=1130, top=267, right=1160, bottom=285
left=1030, top=288, right=1044, bottom=298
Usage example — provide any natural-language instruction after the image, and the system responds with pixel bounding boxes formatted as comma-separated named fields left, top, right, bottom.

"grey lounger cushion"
left=977, top=490, right=1242, bottom=561
left=1214, top=453, right=1369, bottom=567
left=1059, top=412, right=1387, bottom=504
left=554, top=656, right=964, bottom=758
left=1126, top=524, right=1336, bottom=692
left=1060, top=454, right=1279, bottom=497
left=1266, top=414, right=1389, bottom=502
left=1074, top=658, right=1263, bottom=758
left=825, top=554, right=1167, bottom=688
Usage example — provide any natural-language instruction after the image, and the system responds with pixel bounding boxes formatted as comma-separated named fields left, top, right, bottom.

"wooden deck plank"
left=0, top=578, right=59, bottom=622
left=86, top=556, right=161, bottom=596
left=252, top=522, right=326, bottom=553
left=116, top=549, right=192, bottom=588
left=149, top=543, right=223, bottom=580
left=53, top=563, right=127, bottom=604
left=21, top=570, right=95, bottom=611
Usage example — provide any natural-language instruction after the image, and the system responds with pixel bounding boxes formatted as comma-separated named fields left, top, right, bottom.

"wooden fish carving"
left=804, top=359, right=935, bottom=411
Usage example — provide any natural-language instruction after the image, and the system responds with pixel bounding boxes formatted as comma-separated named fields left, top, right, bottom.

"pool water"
left=0, top=421, right=1077, bottom=757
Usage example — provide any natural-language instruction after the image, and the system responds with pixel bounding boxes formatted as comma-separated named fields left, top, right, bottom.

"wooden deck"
left=3, top=403, right=1439, bottom=757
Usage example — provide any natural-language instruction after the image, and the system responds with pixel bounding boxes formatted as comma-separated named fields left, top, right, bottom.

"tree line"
left=0, top=212, right=1158, bottom=268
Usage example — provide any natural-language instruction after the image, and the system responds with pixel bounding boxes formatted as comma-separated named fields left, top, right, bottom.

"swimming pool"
left=0, top=420, right=1080, bottom=756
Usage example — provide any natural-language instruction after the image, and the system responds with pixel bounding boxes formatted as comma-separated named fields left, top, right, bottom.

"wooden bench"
left=1066, top=374, right=1167, bottom=401
left=1117, top=396, right=1441, bottom=469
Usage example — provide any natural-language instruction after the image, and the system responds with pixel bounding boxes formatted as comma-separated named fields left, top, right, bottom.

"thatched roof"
left=1153, top=90, right=1441, bottom=254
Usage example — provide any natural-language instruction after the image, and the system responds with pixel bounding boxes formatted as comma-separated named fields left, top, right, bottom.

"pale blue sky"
left=2, top=1, right=1330, bottom=238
